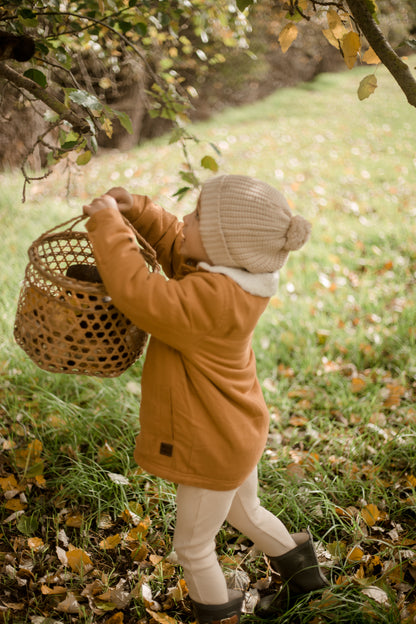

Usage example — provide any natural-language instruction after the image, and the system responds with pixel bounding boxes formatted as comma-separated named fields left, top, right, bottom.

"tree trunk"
left=346, top=0, right=416, bottom=108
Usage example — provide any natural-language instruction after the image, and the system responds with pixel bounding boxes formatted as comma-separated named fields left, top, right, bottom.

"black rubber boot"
left=269, top=530, right=329, bottom=595
left=191, top=590, right=243, bottom=624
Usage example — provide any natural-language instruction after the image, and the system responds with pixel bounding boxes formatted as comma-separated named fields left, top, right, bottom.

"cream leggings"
left=173, top=467, right=297, bottom=605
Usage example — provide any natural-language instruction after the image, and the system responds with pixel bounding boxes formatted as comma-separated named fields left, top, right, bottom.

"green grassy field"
left=1, top=60, right=416, bottom=623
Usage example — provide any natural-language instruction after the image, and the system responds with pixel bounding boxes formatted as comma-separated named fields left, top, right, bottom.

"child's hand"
left=83, top=194, right=118, bottom=216
left=105, top=187, right=134, bottom=213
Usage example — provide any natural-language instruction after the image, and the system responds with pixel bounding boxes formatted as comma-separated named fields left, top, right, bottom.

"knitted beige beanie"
left=199, top=174, right=311, bottom=273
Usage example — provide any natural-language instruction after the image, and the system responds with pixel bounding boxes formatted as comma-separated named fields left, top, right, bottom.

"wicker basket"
left=14, top=215, right=159, bottom=377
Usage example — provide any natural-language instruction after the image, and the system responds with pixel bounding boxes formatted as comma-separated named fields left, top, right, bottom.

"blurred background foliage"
left=0, top=0, right=415, bottom=181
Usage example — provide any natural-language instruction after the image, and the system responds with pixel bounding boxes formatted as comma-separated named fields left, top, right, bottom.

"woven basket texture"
left=14, top=216, right=158, bottom=377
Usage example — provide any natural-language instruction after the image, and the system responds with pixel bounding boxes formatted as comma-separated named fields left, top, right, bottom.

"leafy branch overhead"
left=0, top=0, right=415, bottom=192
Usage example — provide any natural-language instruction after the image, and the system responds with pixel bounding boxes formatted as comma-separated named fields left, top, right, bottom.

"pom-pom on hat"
left=199, top=174, right=311, bottom=273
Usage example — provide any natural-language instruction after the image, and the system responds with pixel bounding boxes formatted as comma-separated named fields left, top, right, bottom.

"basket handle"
left=36, top=214, right=159, bottom=271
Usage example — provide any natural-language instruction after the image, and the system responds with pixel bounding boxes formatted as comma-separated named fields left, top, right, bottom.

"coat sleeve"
left=85, top=207, right=228, bottom=351
left=121, top=194, right=184, bottom=278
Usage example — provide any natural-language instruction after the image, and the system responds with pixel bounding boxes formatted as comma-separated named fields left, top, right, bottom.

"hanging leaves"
left=362, top=47, right=381, bottom=65
left=278, top=23, right=299, bottom=53
left=201, top=155, right=219, bottom=172
left=341, top=31, right=361, bottom=69
left=358, top=74, right=378, bottom=100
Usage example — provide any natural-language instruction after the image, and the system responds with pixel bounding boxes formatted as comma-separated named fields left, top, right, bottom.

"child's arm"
left=104, top=186, right=184, bottom=278
left=84, top=202, right=228, bottom=350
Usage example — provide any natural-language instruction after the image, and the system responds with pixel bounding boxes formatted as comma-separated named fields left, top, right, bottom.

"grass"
left=1, top=59, right=416, bottom=623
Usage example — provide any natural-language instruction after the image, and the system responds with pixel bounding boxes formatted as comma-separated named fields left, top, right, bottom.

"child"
left=83, top=175, right=328, bottom=624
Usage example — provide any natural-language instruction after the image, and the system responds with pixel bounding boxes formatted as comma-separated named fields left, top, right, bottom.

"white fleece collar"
left=198, top=262, right=279, bottom=297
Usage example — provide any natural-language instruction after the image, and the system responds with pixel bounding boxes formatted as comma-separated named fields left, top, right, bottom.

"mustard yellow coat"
left=86, top=196, right=270, bottom=490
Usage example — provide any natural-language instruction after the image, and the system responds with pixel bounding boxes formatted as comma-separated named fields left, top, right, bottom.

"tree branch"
left=0, top=61, right=91, bottom=133
left=345, top=0, right=416, bottom=108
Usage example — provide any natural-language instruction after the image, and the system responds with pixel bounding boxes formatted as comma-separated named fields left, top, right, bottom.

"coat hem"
left=136, top=458, right=254, bottom=492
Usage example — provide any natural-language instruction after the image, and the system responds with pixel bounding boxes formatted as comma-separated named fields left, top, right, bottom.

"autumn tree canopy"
left=0, top=0, right=415, bottom=193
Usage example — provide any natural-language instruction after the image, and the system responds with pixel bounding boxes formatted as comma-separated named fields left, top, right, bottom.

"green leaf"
left=35, top=41, right=50, bottom=56
left=59, top=130, right=81, bottom=150
left=76, top=150, right=92, bottom=166
left=23, top=69, right=47, bottom=88
left=68, top=89, right=103, bottom=111
left=180, top=171, right=199, bottom=187
left=172, top=186, right=191, bottom=200
left=115, top=111, right=133, bottom=134
left=169, top=127, right=186, bottom=144
left=209, top=142, right=221, bottom=156
left=18, top=8, right=37, bottom=27
left=17, top=515, right=39, bottom=536
left=117, top=20, right=132, bottom=34
left=61, top=141, right=79, bottom=149
left=236, top=0, right=254, bottom=11
left=46, top=152, right=57, bottom=167
left=18, top=8, right=36, bottom=19
left=201, top=155, right=219, bottom=172
left=135, top=22, right=148, bottom=36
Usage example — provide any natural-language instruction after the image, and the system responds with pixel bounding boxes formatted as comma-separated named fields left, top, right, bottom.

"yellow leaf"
left=0, top=474, right=19, bottom=491
left=166, top=578, right=188, bottom=602
left=146, top=610, right=178, bottom=624
left=102, top=117, right=113, bottom=138
left=99, top=534, right=122, bottom=550
left=5, top=498, right=26, bottom=511
left=407, top=475, right=416, bottom=488
left=383, top=383, right=405, bottom=408
left=322, top=28, right=339, bottom=49
left=99, top=77, right=112, bottom=89
left=34, top=474, right=46, bottom=487
left=341, top=31, right=361, bottom=69
left=41, top=584, right=66, bottom=595
left=65, top=512, right=84, bottom=528
left=106, top=613, right=124, bottom=624
left=289, top=415, right=308, bottom=426
left=28, top=537, right=44, bottom=551
left=97, top=442, right=116, bottom=463
left=361, top=504, right=380, bottom=527
left=362, top=47, right=380, bottom=64
left=347, top=545, right=364, bottom=562
left=14, top=439, right=43, bottom=468
left=126, top=517, right=151, bottom=540
left=296, top=399, right=313, bottom=410
left=335, top=507, right=350, bottom=517
left=351, top=377, right=366, bottom=393
left=66, top=548, right=93, bottom=573
left=158, top=561, right=176, bottom=579
left=278, top=23, right=298, bottom=54
left=358, top=74, right=378, bottom=101
left=269, top=296, right=283, bottom=309
left=130, top=542, right=148, bottom=562
left=327, top=8, right=347, bottom=39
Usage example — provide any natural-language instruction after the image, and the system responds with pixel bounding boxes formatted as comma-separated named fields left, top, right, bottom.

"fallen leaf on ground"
left=56, top=591, right=81, bottom=613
